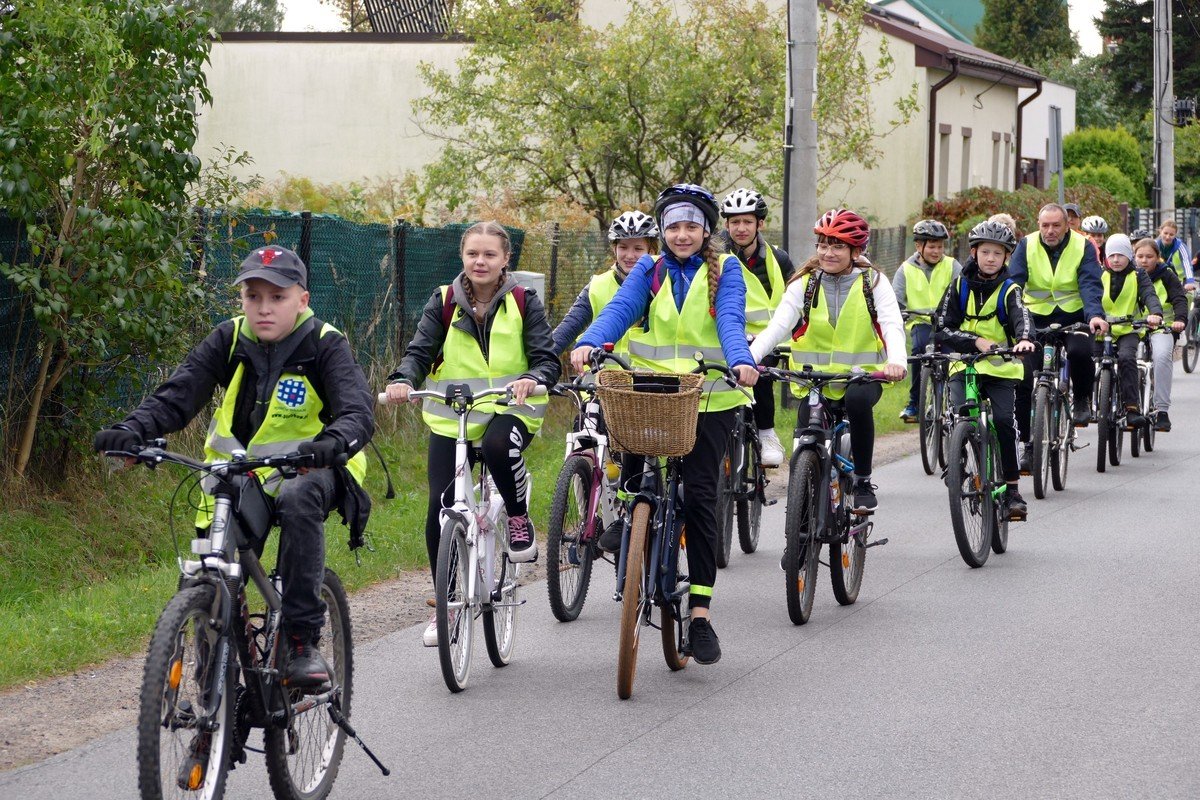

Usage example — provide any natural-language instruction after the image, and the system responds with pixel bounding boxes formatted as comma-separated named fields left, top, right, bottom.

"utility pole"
left=783, top=0, right=818, bottom=254
left=1153, top=0, right=1175, bottom=215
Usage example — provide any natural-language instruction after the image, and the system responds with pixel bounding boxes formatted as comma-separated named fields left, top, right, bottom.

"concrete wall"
left=931, top=70, right=1022, bottom=198
left=194, top=39, right=468, bottom=183
left=1018, top=80, right=1077, bottom=162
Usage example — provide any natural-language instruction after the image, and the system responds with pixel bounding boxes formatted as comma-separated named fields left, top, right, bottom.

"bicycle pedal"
left=864, top=537, right=889, bottom=548
left=765, top=499, right=778, bottom=507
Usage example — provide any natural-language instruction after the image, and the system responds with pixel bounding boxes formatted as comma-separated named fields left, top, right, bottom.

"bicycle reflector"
left=603, top=342, right=615, bottom=352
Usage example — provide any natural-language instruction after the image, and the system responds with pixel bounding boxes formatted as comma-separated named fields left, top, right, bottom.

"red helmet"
left=814, top=208, right=870, bottom=249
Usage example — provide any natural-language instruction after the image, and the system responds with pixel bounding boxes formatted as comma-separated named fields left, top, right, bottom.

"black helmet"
left=654, top=183, right=720, bottom=233
left=912, top=219, right=950, bottom=242
left=968, top=220, right=1018, bottom=253
left=721, top=188, right=769, bottom=220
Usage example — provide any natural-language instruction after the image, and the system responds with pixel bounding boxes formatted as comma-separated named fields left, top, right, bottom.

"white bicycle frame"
left=563, top=390, right=622, bottom=531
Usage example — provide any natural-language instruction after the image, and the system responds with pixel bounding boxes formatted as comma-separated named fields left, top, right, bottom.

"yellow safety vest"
left=789, top=271, right=887, bottom=400
left=902, top=255, right=955, bottom=330
left=1022, top=230, right=1086, bottom=315
left=949, top=279, right=1024, bottom=380
left=626, top=254, right=750, bottom=413
left=586, top=268, right=632, bottom=355
left=1100, top=269, right=1140, bottom=338
left=743, top=245, right=786, bottom=336
left=1166, top=245, right=1187, bottom=283
left=421, top=286, right=548, bottom=440
left=1150, top=267, right=1175, bottom=324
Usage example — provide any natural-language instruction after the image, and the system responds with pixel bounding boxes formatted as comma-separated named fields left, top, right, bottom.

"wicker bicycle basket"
left=595, top=370, right=704, bottom=457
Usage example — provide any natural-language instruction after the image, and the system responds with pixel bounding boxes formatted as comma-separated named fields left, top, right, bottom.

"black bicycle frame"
left=613, top=456, right=686, bottom=609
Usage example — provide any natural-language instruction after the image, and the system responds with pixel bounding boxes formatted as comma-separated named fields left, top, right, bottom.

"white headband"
left=661, top=203, right=710, bottom=233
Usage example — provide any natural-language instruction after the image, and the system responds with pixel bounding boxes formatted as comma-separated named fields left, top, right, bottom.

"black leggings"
left=794, top=382, right=883, bottom=476
left=424, top=415, right=532, bottom=573
left=948, top=374, right=1019, bottom=482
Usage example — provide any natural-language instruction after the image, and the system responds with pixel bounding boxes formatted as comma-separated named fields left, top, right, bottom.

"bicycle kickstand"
left=328, top=701, right=391, bottom=776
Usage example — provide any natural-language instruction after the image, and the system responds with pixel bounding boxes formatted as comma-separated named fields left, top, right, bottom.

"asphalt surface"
left=5, top=377, right=1200, bottom=799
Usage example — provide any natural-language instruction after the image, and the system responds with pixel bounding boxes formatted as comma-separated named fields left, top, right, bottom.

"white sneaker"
left=758, top=428, right=785, bottom=467
left=421, top=614, right=438, bottom=647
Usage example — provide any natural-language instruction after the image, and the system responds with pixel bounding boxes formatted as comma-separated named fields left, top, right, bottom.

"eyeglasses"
left=816, top=241, right=850, bottom=253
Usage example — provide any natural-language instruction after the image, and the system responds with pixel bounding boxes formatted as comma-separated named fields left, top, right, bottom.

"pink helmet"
left=814, top=208, right=870, bottom=249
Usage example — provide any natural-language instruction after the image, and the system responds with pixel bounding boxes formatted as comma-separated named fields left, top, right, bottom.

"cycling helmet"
left=1081, top=215, right=1109, bottom=234
left=654, top=183, right=720, bottom=233
left=814, top=208, right=870, bottom=249
left=968, top=219, right=1018, bottom=253
left=1130, top=228, right=1153, bottom=241
left=720, top=188, right=769, bottom=219
left=912, top=219, right=950, bottom=241
left=608, top=210, right=658, bottom=242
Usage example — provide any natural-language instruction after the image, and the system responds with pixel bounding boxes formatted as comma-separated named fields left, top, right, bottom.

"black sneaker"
left=597, top=520, right=623, bottom=553
left=1072, top=400, right=1092, bottom=427
left=1156, top=411, right=1172, bottom=432
left=283, top=630, right=332, bottom=692
left=1018, top=443, right=1032, bottom=475
left=1126, top=410, right=1147, bottom=429
left=1006, top=488, right=1028, bottom=521
left=852, top=478, right=877, bottom=513
left=686, top=617, right=721, bottom=665
left=176, top=733, right=211, bottom=791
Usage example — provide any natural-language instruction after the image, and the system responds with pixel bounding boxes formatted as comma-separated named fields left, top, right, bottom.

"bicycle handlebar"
left=763, top=366, right=892, bottom=387
left=376, top=384, right=548, bottom=407
left=103, top=442, right=330, bottom=475
left=692, top=355, right=756, bottom=402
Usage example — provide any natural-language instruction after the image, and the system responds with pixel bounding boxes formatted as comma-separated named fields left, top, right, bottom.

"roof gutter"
left=926, top=56, right=960, bottom=199
left=1015, top=78, right=1044, bottom=189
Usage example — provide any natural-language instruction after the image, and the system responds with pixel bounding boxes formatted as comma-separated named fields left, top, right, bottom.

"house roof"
left=876, top=0, right=983, bottom=44
left=859, top=2, right=1043, bottom=88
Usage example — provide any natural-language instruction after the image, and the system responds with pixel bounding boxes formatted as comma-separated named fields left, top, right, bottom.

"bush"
left=920, top=184, right=1123, bottom=237
left=1056, top=164, right=1145, bottom=207
left=1063, top=127, right=1148, bottom=199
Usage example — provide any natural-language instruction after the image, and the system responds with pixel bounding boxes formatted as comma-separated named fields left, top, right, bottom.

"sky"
left=282, top=0, right=1109, bottom=56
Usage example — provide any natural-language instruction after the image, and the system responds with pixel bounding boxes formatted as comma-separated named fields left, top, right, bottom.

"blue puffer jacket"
left=577, top=251, right=754, bottom=368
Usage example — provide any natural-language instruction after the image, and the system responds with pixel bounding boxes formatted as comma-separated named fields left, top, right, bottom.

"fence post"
left=1118, top=203, right=1129, bottom=234
left=298, top=211, right=313, bottom=266
left=394, top=218, right=407, bottom=349
left=547, top=222, right=560, bottom=318
left=190, top=207, right=208, bottom=277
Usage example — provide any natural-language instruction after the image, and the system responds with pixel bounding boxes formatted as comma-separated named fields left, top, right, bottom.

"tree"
left=1058, top=164, right=1144, bottom=205
left=0, top=1, right=218, bottom=477
left=184, top=0, right=284, bottom=31
left=1062, top=126, right=1148, bottom=204
left=414, top=0, right=917, bottom=231
left=319, top=0, right=371, bottom=32
left=1098, top=0, right=1200, bottom=121
left=975, top=0, right=1079, bottom=67
left=1035, top=54, right=1125, bottom=130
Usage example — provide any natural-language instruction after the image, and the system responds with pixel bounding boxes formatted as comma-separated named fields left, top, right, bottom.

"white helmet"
left=607, top=210, right=658, bottom=242
left=720, top=188, right=768, bottom=219
left=1081, top=215, right=1109, bottom=234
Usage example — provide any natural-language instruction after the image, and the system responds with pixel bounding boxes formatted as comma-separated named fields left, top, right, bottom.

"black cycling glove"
left=298, top=438, right=344, bottom=469
left=93, top=425, right=141, bottom=454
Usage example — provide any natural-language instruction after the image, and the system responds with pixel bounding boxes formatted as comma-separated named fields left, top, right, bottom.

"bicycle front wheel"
left=715, top=454, right=734, bottom=569
left=137, top=583, right=234, bottom=800
left=661, top=528, right=689, bottom=671
left=1051, top=387, right=1072, bottom=491
left=918, top=365, right=939, bottom=475
left=829, top=470, right=866, bottom=605
left=546, top=454, right=596, bottom=622
left=265, top=568, right=353, bottom=800
left=1185, top=312, right=1200, bottom=372
left=435, top=517, right=473, bottom=693
left=784, top=450, right=821, bottom=625
left=989, top=431, right=1009, bottom=555
left=617, top=501, right=651, bottom=700
left=947, top=420, right=992, bottom=568
left=736, top=437, right=763, bottom=554
left=1030, top=385, right=1052, bottom=499
left=483, top=549, right=520, bottom=668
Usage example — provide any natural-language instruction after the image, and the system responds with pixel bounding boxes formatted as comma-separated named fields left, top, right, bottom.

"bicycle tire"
left=989, top=431, right=1009, bottom=555
left=1130, top=402, right=1141, bottom=458
left=947, top=420, right=992, bottom=568
left=1030, top=386, right=1052, bottom=499
left=1096, top=369, right=1112, bottom=472
left=138, top=584, right=234, bottom=800
left=483, top=551, right=519, bottom=668
left=1050, top=388, right=1072, bottom=491
left=829, top=471, right=865, bottom=604
left=617, top=501, right=651, bottom=700
left=265, top=568, right=353, bottom=800
left=784, top=450, right=821, bottom=625
left=918, top=365, right=939, bottom=475
left=736, top=436, right=763, bottom=554
left=1185, top=311, right=1200, bottom=372
left=661, top=523, right=689, bottom=672
left=546, top=454, right=596, bottom=622
left=1144, top=366, right=1156, bottom=452
left=715, top=454, right=734, bottom=569
left=435, top=517, right=473, bottom=693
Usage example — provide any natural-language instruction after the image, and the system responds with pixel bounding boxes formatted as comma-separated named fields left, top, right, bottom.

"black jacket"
left=391, top=274, right=562, bottom=388
left=719, top=232, right=796, bottom=294
left=937, top=260, right=1033, bottom=350
left=1144, top=261, right=1189, bottom=319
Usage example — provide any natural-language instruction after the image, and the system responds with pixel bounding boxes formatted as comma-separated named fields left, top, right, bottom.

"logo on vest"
left=276, top=378, right=307, bottom=408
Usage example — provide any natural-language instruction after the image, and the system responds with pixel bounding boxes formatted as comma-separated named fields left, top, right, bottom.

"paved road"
left=6, top=378, right=1200, bottom=799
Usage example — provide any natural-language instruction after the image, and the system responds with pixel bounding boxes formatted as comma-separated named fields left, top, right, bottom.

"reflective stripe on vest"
left=627, top=253, right=749, bottom=412
left=1101, top=269, right=1140, bottom=338
left=743, top=245, right=785, bottom=335
left=788, top=272, right=886, bottom=400
left=422, top=287, right=548, bottom=440
left=1022, top=231, right=1086, bottom=314
left=902, top=255, right=954, bottom=330
left=586, top=268, right=632, bottom=354
left=950, top=280, right=1023, bottom=380
left=1152, top=273, right=1174, bottom=324
left=1167, top=245, right=1186, bottom=282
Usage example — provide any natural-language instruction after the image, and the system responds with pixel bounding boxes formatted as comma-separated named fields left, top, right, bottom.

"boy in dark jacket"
left=937, top=220, right=1036, bottom=520
left=93, top=246, right=375, bottom=689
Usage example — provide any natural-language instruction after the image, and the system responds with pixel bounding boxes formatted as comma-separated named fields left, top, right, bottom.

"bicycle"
left=1182, top=295, right=1200, bottom=373
left=596, top=356, right=748, bottom=699
left=716, top=400, right=769, bottom=567
left=102, top=443, right=388, bottom=800
left=545, top=347, right=631, bottom=622
left=943, top=349, right=1021, bottom=568
left=762, top=363, right=890, bottom=625
left=379, top=384, right=547, bottom=693
left=908, top=347, right=953, bottom=477
left=1094, top=316, right=1151, bottom=472
left=1135, top=335, right=1157, bottom=455
left=1028, top=322, right=1090, bottom=499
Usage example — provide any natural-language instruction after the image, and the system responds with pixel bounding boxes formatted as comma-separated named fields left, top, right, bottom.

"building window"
left=938, top=125, right=951, bottom=200
left=991, top=133, right=1001, bottom=189
left=960, top=128, right=972, bottom=193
